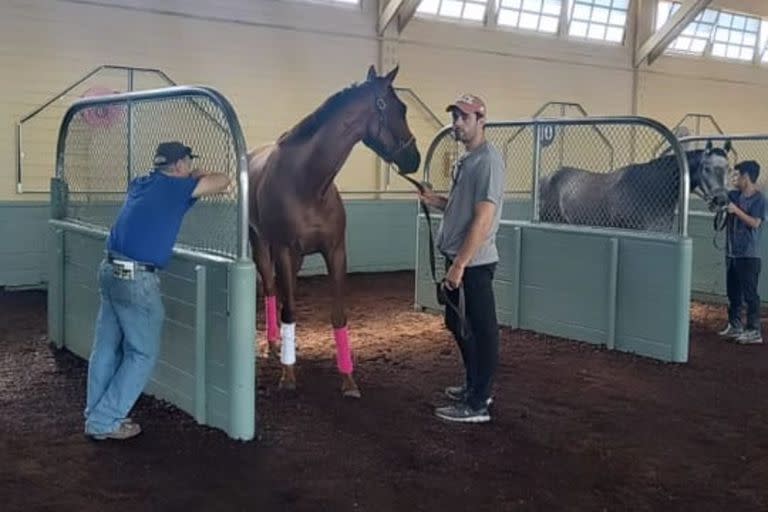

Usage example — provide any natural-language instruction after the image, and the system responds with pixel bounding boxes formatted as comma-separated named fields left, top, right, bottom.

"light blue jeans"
left=84, top=259, right=165, bottom=435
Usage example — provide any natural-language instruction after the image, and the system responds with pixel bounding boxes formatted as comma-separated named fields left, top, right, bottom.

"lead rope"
left=397, top=172, right=471, bottom=341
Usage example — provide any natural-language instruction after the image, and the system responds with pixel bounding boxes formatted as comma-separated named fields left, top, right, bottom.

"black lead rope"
left=712, top=206, right=729, bottom=251
left=397, top=172, right=471, bottom=342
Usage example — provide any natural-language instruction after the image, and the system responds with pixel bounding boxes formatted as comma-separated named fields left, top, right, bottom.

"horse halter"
left=690, top=150, right=730, bottom=247
left=691, top=150, right=728, bottom=214
left=368, top=93, right=416, bottom=164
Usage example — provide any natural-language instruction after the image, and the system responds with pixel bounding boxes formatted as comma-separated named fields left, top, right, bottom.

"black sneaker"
left=444, top=384, right=494, bottom=407
left=434, top=403, right=491, bottom=423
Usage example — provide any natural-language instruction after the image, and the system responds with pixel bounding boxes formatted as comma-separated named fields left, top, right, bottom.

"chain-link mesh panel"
left=424, top=119, right=684, bottom=233
left=537, top=123, right=683, bottom=233
left=650, top=114, right=725, bottom=159
left=61, top=90, right=240, bottom=259
left=682, top=135, right=768, bottom=214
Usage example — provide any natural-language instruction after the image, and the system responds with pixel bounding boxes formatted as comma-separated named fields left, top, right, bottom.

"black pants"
left=443, top=260, right=499, bottom=410
left=726, top=257, right=762, bottom=330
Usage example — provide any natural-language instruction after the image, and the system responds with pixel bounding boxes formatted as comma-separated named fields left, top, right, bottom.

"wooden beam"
left=634, top=0, right=713, bottom=67
left=397, top=0, right=423, bottom=33
left=379, top=0, right=407, bottom=35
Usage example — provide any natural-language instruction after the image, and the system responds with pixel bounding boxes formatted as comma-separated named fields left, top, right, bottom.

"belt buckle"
left=112, top=259, right=135, bottom=280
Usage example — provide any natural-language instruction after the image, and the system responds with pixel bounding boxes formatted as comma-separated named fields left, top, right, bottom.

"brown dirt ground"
left=1, top=270, right=767, bottom=512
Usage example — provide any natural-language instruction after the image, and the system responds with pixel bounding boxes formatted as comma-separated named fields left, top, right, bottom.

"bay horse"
left=246, top=65, right=421, bottom=398
left=538, top=140, right=732, bottom=231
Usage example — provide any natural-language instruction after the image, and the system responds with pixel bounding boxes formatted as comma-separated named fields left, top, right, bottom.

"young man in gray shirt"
left=719, top=160, right=765, bottom=344
left=418, top=94, right=505, bottom=423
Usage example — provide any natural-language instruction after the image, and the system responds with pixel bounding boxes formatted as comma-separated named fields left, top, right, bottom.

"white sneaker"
left=719, top=323, right=743, bottom=337
left=736, top=330, right=763, bottom=344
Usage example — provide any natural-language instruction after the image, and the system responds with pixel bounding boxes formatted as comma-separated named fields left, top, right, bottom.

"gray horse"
left=538, top=140, right=731, bottom=231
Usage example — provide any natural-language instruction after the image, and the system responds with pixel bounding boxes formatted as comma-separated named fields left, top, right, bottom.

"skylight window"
left=567, top=0, right=629, bottom=43
left=760, top=20, right=768, bottom=63
left=656, top=1, right=719, bottom=55
left=496, top=0, right=562, bottom=34
left=292, top=0, right=360, bottom=6
left=416, top=0, right=489, bottom=22
left=711, top=11, right=760, bottom=61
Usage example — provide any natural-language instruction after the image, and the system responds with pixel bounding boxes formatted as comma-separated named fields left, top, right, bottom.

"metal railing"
left=55, top=85, right=249, bottom=259
left=17, top=65, right=176, bottom=194
left=653, top=113, right=725, bottom=157
left=501, top=102, right=615, bottom=184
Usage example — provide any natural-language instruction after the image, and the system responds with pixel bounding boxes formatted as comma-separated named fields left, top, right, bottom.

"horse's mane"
left=276, top=81, right=373, bottom=145
left=645, top=146, right=727, bottom=172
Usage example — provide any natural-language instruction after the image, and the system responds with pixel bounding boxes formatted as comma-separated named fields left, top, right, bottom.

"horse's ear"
left=705, top=140, right=713, bottom=151
left=725, top=139, right=733, bottom=152
left=366, top=65, right=377, bottom=82
left=384, top=65, right=400, bottom=84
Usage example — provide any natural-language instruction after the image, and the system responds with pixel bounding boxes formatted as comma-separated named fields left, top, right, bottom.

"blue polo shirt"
left=726, top=189, right=767, bottom=259
left=107, top=170, right=199, bottom=268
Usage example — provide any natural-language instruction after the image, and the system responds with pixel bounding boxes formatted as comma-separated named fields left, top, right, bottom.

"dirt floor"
left=2, top=270, right=767, bottom=512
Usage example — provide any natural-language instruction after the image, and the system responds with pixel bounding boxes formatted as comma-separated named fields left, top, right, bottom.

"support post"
left=531, top=124, right=542, bottom=222
left=672, top=238, right=693, bottom=363
left=48, top=176, right=69, bottom=349
left=512, top=226, right=522, bottom=329
left=195, top=264, right=208, bottom=424
left=607, top=238, right=619, bottom=350
left=227, top=259, right=257, bottom=441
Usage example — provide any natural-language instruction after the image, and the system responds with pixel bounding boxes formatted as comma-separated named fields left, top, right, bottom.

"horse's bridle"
left=368, top=94, right=417, bottom=165
left=689, top=152, right=730, bottom=246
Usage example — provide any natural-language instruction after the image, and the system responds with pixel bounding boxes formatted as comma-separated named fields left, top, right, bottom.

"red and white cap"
left=446, top=93, right=487, bottom=116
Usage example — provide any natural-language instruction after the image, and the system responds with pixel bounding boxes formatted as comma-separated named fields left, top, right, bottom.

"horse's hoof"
left=341, top=376, right=361, bottom=399
left=258, top=341, right=281, bottom=360
left=342, top=388, right=361, bottom=399
left=279, top=365, right=296, bottom=391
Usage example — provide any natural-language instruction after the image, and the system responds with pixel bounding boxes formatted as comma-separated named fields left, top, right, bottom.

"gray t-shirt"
left=436, top=141, right=505, bottom=266
left=726, top=189, right=767, bottom=259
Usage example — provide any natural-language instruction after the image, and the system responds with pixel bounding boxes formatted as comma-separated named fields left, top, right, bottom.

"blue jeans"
left=84, top=259, right=165, bottom=435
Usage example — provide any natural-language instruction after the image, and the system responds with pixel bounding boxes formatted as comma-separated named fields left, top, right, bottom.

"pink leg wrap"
left=265, top=296, right=279, bottom=344
left=334, top=326, right=354, bottom=374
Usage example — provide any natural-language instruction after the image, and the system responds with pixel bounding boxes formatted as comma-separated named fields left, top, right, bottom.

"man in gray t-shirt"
left=719, top=160, right=766, bottom=344
left=418, top=93, right=505, bottom=423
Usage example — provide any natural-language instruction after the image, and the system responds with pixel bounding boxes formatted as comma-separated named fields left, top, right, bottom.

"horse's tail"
left=537, top=169, right=572, bottom=223
left=537, top=174, right=552, bottom=220
left=538, top=174, right=551, bottom=197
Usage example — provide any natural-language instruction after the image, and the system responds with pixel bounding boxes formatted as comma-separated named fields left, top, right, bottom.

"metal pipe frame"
left=423, top=116, right=690, bottom=236
left=54, top=85, right=251, bottom=260
left=17, top=65, right=176, bottom=194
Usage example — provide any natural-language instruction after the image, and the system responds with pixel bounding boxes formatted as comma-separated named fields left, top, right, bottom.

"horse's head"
left=688, top=140, right=731, bottom=211
left=362, top=65, right=421, bottom=174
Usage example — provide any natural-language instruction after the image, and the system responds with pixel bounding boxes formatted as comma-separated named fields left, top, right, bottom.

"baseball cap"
left=153, top=141, right=198, bottom=166
left=446, top=93, right=487, bottom=117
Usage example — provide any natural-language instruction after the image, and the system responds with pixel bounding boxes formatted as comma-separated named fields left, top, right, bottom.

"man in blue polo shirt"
left=719, top=160, right=766, bottom=345
left=84, top=141, right=230, bottom=440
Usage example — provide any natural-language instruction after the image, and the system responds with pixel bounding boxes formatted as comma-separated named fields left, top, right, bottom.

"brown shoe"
left=89, top=420, right=142, bottom=441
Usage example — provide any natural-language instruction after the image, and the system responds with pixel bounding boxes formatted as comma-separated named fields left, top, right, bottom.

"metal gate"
left=47, top=86, right=257, bottom=440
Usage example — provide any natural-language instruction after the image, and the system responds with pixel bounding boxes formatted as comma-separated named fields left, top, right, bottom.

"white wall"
left=0, top=0, right=381, bottom=200
left=2, top=0, right=768, bottom=201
